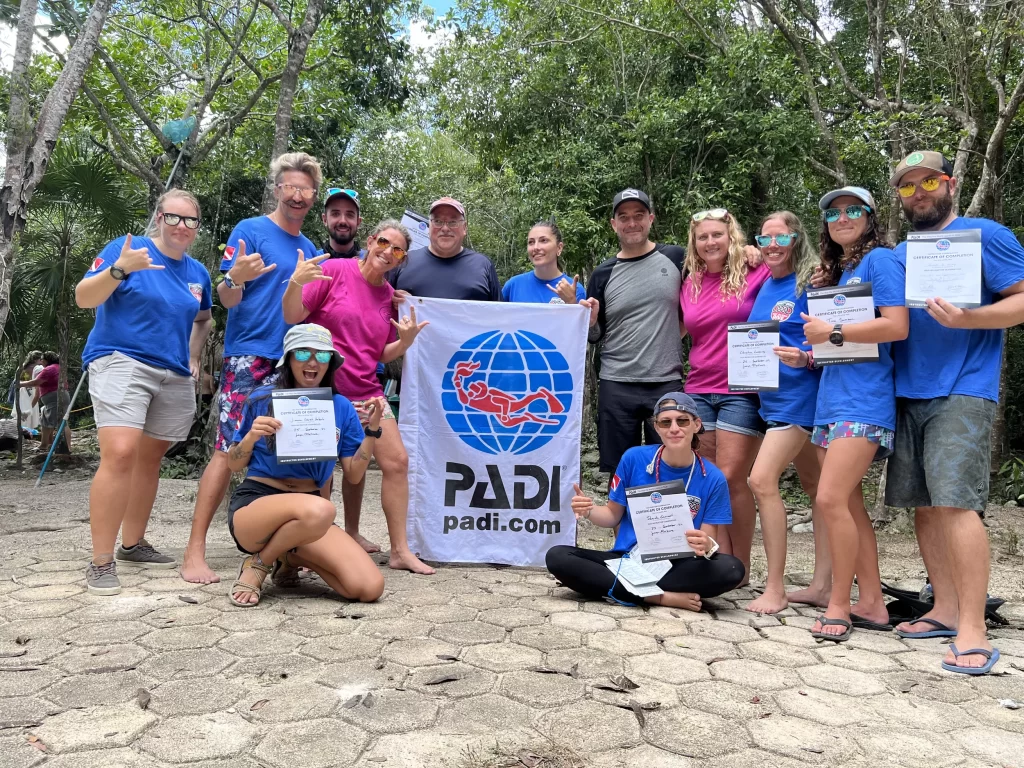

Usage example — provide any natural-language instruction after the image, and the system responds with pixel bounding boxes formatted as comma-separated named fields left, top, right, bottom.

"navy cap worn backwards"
left=612, top=188, right=652, bottom=214
left=654, top=392, right=705, bottom=433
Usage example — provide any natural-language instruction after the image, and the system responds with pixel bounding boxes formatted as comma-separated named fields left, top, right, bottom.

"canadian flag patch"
left=91, top=257, right=104, bottom=272
left=223, top=246, right=236, bottom=261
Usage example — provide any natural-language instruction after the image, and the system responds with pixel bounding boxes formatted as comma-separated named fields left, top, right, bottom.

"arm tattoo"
left=357, top=448, right=372, bottom=461
left=228, top=444, right=252, bottom=462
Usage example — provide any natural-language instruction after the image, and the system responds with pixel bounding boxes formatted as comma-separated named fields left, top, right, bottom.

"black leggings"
left=545, top=545, right=745, bottom=604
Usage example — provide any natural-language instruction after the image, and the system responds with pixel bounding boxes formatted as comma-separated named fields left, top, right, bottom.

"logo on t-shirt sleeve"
left=188, top=283, right=203, bottom=301
left=770, top=300, right=795, bottom=321
left=90, top=257, right=104, bottom=273
left=845, top=277, right=862, bottom=285
left=688, top=495, right=701, bottom=519
left=223, top=246, right=236, bottom=261
left=609, top=474, right=621, bottom=492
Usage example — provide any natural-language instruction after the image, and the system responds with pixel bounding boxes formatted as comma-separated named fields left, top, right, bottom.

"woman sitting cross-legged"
left=226, top=323, right=385, bottom=607
left=546, top=392, right=745, bottom=611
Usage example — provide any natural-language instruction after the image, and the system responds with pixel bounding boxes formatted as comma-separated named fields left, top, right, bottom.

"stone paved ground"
left=2, top=472, right=1024, bottom=767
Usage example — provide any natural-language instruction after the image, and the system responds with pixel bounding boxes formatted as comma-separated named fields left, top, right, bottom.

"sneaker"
left=116, top=538, right=176, bottom=569
left=86, top=561, right=121, bottom=595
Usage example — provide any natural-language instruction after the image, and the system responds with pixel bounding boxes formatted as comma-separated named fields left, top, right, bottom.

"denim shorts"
left=811, top=421, right=894, bottom=462
left=227, top=478, right=324, bottom=554
left=885, top=395, right=996, bottom=513
left=689, top=393, right=765, bottom=437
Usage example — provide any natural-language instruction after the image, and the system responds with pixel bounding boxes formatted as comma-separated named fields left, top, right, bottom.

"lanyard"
left=646, top=445, right=702, bottom=488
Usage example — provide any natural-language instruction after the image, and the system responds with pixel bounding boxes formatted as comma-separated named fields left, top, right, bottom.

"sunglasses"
left=656, top=417, right=694, bottom=429
left=755, top=233, right=798, bottom=247
left=824, top=205, right=870, bottom=223
left=897, top=175, right=950, bottom=198
left=276, top=183, right=317, bottom=200
left=161, top=213, right=200, bottom=230
left=292, top=350, right=333, bottom=364
left=374, top=235, right=407, bottom=259
left=692, top=208, right=729, bottom=222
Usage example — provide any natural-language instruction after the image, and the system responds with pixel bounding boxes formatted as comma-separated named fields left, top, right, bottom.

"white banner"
left=400, top=297, right=587, bottom=566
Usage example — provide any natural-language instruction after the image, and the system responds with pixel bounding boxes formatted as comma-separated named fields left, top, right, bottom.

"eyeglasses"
left=374, top=235, right=407, bottom=260
left=430, top=218, right=465, bottom=229
left=897, top=175, right=950, bottom=198
left=656, top=417, right=694, bottom=429
left=292, top=350, right=333, bottom=364
left=755, top=233, right=798, bottom=247
left=692, top=208, right=729, bottom=222
left=326, top=187, right=359, bottom=200
left=276, top=183, right=318, bottom=200
left=161, top=213, right=200, bottom=230
left=824, top=205, right=870, bottom=223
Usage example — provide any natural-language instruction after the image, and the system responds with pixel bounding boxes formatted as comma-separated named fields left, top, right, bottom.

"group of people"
left=9, top=351, right=71, bottom=455
left=73, top=149, right=1023, bottom=677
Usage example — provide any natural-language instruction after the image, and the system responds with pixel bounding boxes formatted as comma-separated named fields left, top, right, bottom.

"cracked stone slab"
left=461, top=642, right=541, bottom=673
left=814, top=644, right=901, bottom=673
left=477, top=607, right=547, bottom=629
left=665, top=634, right=739, bottom=663
left=545, top=648, right=624, bottom=679
left=254, top=717, right=367, bottom=768
left=756, top=625, right=824, bottom=649
left=879, top=673, right=978, bottom=704
left=66, top=620, right=152, bottom=646
left=236, top=681, right=340, bottom=722
left=844, top=630, right=913, bottom=655
left=337, top=602, right=408, bottom=620
left=211, top=610, right=289, bottom=632
left=4, top=599, right=81, bottom=621
left=954, top=725, right=1024, bottom=766
left=1, top=618, right=78, bottom=642
left=10, top=585, right=84, bottom=601
left=747, top=714, right=857, bottom=764
left=644, top=705, right=749, bottom=758
left=688, top=620, right=761, bottom=643
left=739, top=640, right=818, bottom=668
left=437, top=692, right=537, bottom=733
left=138, top=712, right=258, bottom=763
left=358, top=617, right=433, bottom=640
left=855, top=725, right=965, bottom=768
left=30, top=703, right=158, bottom=753
left=549, top=611, right=617, bottom=633
left=300, top=633, right=386, bottom=663
left=337, top=688, right=440, bottom=734
left=33, top=747, right=156, bottom=768
left=142, top=606, right=222, bottom=629
left=677, top=680, right=777, bottom=721
left=406, top=662, right=497, bottom=698
left=382, top=638, right=460, bottom=668
left=774, top=686, right=876, bottom=726
left=217, top=630, right=304, bottom=657
left=627, top=652, right=710, bottom=685
left=511, top=625, right=582, bottom=651
left=138, top=625, right=228, bottom=651
left=0, top=734, right=46, bottom=768
left=406, top=604, right=478, bottom=624
left=52, top=644, right=150, bottom=675
left=518, top=596, right=581, bottom=614
left=65, top=597, right=167, bottom=623
left=357, top=728, right=540, bottom=768
left=136, top=648, right=235, bottom=681
left=958, top=697, right=1024, bottom=734
left=0, top=695, right=57, bottom=728
left=43, top=670, right=148, bottom=709
left=797, top=664, right=886, bottom=696
left=500, top=669, right=585, bottom=707
left=430, top=621, right=507, bottom=646
left=588, top=630, right=658, bottom=656
left=589, top=675, right=680, bottom=711
left=866, top=692, right=976, bottom=729
left=148, top=677, right=248, bottom=716
left=618, top=616, right=690, bottom=638
left=278, top=615, right=359, bottom=638
left=588, top=744, right=696, bottom=767
left=536, top=699, right=641, bottom=752
left=702, top=748, right=813, bottom=768
left=710, top=659, right=798, bottom=690
left=317, top=659, right=407, bottom=695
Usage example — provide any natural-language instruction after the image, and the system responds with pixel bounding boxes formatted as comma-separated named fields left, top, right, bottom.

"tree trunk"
left=991, top=343, right=1008, bottom=473
left=0, top=0, right=115, bottom=333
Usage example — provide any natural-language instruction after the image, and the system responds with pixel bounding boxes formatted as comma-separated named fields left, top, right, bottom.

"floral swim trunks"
left=811, top=420, right=894, bottom=462
left=214, top=355, right=280, bottom=452
left=351, top=398, right=396, bottom=426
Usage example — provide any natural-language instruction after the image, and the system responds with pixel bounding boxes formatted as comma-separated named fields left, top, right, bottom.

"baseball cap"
left=818, top=186, right=876, bottom=212
left=323, top=187, right=360, bottom=211
left=429, top=197, right=466, bottom=217
left=277, top=323, right=344, bottom=368
left=888, top=151, right=954, bottom=187
left=654, top=392, right=703, bottom=430
left=612, top=188, right=652, bottom=214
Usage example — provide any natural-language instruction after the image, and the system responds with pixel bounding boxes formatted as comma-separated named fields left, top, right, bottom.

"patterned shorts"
left=351, top=398, right=396, bottom=426
left=811, top=421, right=894, bottom=462
left=214, top=355, right=280, bottom=452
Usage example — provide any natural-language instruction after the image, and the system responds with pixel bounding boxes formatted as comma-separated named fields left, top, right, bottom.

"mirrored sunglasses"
left=292, top=350, right=333, bottom=364
left=824, top=205, right=869, bottom=223
left=755, top=233, right=798, bottom=247
left=326, top=187, right=360, bottom=199
left=897, top=175, right=950, bottom=198
left=692, top=208, right=729, bottom=222
left=375, top=236, right=407, bottom=259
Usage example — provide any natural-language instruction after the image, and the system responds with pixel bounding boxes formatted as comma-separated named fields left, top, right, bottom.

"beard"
left=330, top=227, right=355, bottom=245
left=904, top=193, right=954, bottom=229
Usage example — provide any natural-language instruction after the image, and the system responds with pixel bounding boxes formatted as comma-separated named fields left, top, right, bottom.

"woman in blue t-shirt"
left=501, top=221, right=597, bottom=320
left=745, top=211, right=831, bottom=615
left=75, top=189, right=213, bottom=597
left=800, top=187, right=908, bottom=642
left=226, top=323, right=385, bottom=607
left=546, top=392, right=744, bottom=611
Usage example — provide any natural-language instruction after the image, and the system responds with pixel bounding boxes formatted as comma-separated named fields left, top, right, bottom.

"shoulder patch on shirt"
left=609, top=474, right=621, bottom=492
left=846, top=276, right=862, bottom=285
left=688, top=496, right=701, bottom=518
left=336, top=427, right=341, bottom=443
left=188, top=283, right=203, bottom=301
left=771, top=300, right=795, bottom=321
left=223, top=246, right=236, bottom=261
left=91, top=257, right=104, bottom=272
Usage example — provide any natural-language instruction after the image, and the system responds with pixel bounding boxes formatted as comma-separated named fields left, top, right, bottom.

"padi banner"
left=401, top=297, right=587, bottom=566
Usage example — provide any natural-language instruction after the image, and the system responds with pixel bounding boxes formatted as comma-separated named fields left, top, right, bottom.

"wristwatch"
left=223, top=272, right=242, bottom=290
left=109, top=265, right=128, bottom=281
left=829, top=324, right=844, bottom=346
left=364, top=425, right=383, bottom=439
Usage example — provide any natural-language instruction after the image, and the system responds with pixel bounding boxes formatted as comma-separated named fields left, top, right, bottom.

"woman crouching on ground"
left=227, top=323, right=385, bottom=606
left=546, top=392, right=744, bottom=611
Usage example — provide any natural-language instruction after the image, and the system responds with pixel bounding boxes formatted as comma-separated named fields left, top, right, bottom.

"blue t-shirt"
left=893, top=217, right=1024, bottom=402
left=747, top=272, right=821, bottom=426
left=232, top=389, right=365, bottom=488
left=607, top=445, right=732, bottom=554
left=220, top=216, right=319, bottom=359
left=813, top=247, right=905, bottom=431
left=82, top=236, right=212, bottom=377
left=388, top=247, right=501, bottom=301
left=501, top=271, right=587, bottom=304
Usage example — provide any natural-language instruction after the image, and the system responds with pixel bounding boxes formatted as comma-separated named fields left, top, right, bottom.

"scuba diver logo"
left=442, top=330, right=573, bottom=455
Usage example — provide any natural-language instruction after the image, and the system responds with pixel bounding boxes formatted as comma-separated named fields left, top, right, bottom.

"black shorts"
left=227, top=478, right=323, bottom=554
left=597, top=379, right=682, bottom=472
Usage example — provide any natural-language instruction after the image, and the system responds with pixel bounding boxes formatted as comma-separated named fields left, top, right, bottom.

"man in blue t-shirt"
left=885, top=150, right=1024, bottom=676
left=182, top=152, right=324, bottom=585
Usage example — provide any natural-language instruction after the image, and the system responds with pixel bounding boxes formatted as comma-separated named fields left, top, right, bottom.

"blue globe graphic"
left=442, top=330, right=574, bottom=455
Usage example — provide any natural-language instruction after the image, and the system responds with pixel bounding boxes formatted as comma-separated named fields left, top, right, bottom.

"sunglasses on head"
left=656, top=416, right=694, bottom=429
left=824, top=205, right=870, bottom=223
left=755, top=233, right=798, bottom=247
left=326, top=187, right=359, bottom=200
left=161, top=213, right=200, bottom=230
left=374, top=235, right=407, bottom=259
left=292, top=350, right=333, bottom=364
left=692, top=208, right=729, bottom=222
left=897, top=175, right=950, bottom=198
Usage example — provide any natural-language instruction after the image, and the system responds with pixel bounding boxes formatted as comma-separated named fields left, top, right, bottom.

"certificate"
left=806, top=283, right=879, bottom=365
left=624, top=480, right=695, bottom=562
left=727, top=321, right=780, bottom=392
left=271, top=387, right=337, bottom=464
left=400, top=209, right=431, bottom=252
left=905, top=229, right=982, bottom=308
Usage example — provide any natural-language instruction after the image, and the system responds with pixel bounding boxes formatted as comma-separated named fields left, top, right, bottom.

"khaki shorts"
left=88, top=351, right=196, bottom=442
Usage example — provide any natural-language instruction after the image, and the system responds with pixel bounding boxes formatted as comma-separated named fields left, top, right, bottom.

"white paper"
left=906, top=229, right=982, bottom=308
left=605, top=556, right=671, bottom=586
left=400, top=209, right=431, bottom=252
left=806, top=283, right=879, bottom=365
left=624, top=480, right=695, bottom=562
left=272, top=388, right=337, bottom=464
left=727, top=321, right=780, bottom=391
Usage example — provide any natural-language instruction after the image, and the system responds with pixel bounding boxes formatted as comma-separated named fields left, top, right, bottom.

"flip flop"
left=850, top=613, right=892, bottom=632
left=881, top=583, right=1008, bottom=626
left=940, top=644, right=1001, bottom=676
left=811, top=615, right=852, bottom=643
left=895, top=617, right=958, bottom=639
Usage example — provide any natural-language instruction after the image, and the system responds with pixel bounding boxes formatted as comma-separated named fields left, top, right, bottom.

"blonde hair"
left=146, top=189, right=201, bottom=236
left=368, top=219, right=412, bottom=250
left=760, top=210, right=818, bottom=295
left=269, top=152, right=323, bottom=189
left=685, top=214, right=750, bottom=302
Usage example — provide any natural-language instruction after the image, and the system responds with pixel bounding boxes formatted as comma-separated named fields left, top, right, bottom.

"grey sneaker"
left=116, top=538, right=176, bottom=569
left=86, top=561, right=122, bottom=595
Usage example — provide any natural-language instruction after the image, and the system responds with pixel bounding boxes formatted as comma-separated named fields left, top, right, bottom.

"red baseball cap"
left=429, top=197, right=466, bottom=217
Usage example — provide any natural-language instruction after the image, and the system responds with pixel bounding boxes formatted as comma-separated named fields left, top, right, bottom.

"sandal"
left=810, top=614, right=853, bottom=643
left=229, top=554, right=272, bottom=607
left=272, top=551, right=301, bottom=588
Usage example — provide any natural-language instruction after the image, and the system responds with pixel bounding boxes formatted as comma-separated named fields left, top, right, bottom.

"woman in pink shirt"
left=681, top=209, right=771, bottom=582
left=283, top=219, right=434, bottom=575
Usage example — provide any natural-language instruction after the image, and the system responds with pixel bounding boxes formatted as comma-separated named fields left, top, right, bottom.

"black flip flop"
left=850, top=613, right=892, bottom=632
left=811, top=615, right=853, bottom=643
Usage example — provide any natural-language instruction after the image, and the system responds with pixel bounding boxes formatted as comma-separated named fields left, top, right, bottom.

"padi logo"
left=650, top=492, right=663, bottom=504
left=747, top=329, right=758, bottom=340
left=834, top=294, right=847, bottom=306
left=91, top=257, right=104, bottom=272
left=771, top=301, right=795, bottom=321
left=418, top=221, right=428, bottom=232
left=297, top=396, right=310, bottom=407
left=548, top=297, right=565, bottom=305
left=443, top=330, right=573, bottom=455
left=936, top=239, right=951, bottom=251
left=188, top=283, right=203, bottom=302
left=846, top=277, right=862, bottom=285
left=223, top=245, right=236, bottom=261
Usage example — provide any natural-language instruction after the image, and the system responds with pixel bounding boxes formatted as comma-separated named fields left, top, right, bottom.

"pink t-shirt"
left=681, top=263, right=771, bottom=394
left=36, top=365, right=60, bottom=396
left=301, top=258, right=397, bottom=400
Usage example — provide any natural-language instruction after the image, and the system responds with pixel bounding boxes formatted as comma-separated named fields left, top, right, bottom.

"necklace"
left=645, top=445, right=704, bottom=488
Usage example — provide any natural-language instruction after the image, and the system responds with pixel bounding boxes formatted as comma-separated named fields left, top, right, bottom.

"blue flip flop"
left=895, top=617, right=957, bottom=639
left=940, top=644, right=1001, bottom=675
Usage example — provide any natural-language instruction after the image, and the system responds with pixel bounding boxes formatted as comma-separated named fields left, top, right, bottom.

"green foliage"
left=997, top=456, right=1024, bottom=507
